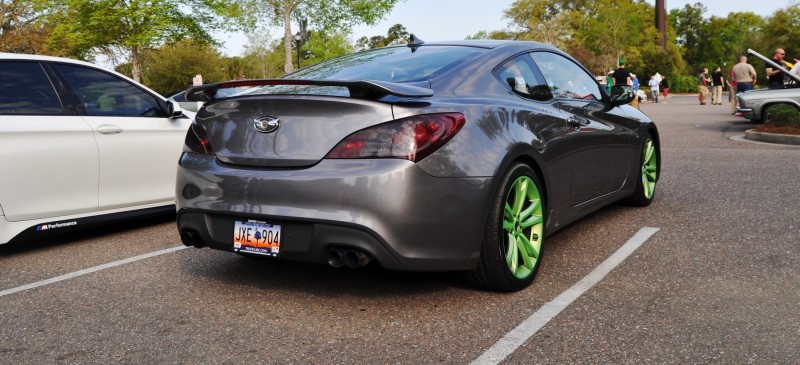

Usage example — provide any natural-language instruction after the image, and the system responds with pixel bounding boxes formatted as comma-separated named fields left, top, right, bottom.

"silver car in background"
left=738, top=88, right=800, bottom=122
left=175, top=39, right=660, bottom=291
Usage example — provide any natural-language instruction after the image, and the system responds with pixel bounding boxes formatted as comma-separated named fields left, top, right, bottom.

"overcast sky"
left=216, top=0, right=794, bottom=56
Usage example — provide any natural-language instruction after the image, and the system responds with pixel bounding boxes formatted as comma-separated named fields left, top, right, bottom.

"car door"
left=0, top=60, right=99, bottom=222
left=51, top=63, right=191, bottom=211
left=529, top=52, right=633, bottom=206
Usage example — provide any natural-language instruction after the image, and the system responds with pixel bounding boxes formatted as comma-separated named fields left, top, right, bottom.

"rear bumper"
left=175, top=153, right=493, bottom=271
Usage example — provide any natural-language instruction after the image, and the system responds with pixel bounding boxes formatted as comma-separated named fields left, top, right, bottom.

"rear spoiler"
left=185, top=79, right=433, bottom=102
left=747, top=48, right=800, bottom=84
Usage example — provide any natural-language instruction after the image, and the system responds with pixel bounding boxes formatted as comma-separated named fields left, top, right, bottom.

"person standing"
left=659, top=75, right=669, bottom=103
left=613, top=58, right=636, bottom=107
left=711, top=67, right=725, bottom=105
left=648, top=76, right=659, bottom=103
left=731, top=55, right=757, bottom=115
left=612, top=59, right=632, bottom=87
left=697, top=68, right=709, bottom=105
left=765, top=48, right=787, bottom=89
left=732, top=55, right=756, bottom=92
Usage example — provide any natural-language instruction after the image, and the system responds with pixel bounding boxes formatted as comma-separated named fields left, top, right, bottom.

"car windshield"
left=237, top=45, right=487, bottom=97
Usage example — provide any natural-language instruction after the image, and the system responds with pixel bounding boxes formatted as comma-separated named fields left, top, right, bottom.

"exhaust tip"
left=343, top=249, right=371, bottom=269
left=180, top=229, right=206, bottom=248
left=327, top=248, right=345, bottom=268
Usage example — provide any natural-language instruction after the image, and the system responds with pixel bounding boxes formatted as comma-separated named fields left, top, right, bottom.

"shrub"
left=667, top=75, right=698, bottom=93
left=765, top=104, right=800, bottom=128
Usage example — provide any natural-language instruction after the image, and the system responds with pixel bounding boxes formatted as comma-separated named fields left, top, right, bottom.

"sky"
left=216, top=0, right=795, bottom=57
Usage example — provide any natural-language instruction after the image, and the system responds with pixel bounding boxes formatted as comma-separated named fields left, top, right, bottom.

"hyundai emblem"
left=254, top=116, right=280, bottom=133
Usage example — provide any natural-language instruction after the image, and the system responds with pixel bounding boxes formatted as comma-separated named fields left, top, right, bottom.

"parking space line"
left=0, top=245, right=188, bottom=298
left=471, top=227, right=660, bottom=365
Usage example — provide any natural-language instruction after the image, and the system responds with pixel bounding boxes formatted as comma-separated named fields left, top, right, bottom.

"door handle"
left=97, top=125, right=124, bottom=135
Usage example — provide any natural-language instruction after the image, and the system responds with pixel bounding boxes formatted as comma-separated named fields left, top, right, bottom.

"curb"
left=744, top=129, right=800, bottom=145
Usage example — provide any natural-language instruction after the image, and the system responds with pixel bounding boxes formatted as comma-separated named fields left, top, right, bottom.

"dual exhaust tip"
left=182, top=229, right=371, bottom=269
left=327, top=247, right=371, bottom=269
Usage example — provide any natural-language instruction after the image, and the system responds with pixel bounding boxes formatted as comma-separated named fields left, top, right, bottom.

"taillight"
left=183, top=120, right=214, bottom=154
left=325, top=113, right=466, bottom=162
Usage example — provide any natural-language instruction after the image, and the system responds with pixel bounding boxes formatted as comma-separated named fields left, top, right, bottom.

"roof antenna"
left=407, top=34, right=425, bottom=52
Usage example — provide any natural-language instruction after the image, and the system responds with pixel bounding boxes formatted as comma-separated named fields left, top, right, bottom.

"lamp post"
left=293, top=33, right=303, bottom=69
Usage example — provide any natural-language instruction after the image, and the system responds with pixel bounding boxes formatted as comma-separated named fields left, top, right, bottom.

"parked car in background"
left=167, top=87, right=250, bottom=112
left=737, top=88, right=800, bottom=122
left=175, top=39, right=660, bottom=292
left=0, top=53, right=194, bottom=245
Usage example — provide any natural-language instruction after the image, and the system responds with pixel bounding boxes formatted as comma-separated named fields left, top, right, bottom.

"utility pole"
left=656, top=0, right=667, bottom=51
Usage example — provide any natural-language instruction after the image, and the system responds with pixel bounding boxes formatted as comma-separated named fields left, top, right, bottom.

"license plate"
left=232, top=220, right=281, bottom=257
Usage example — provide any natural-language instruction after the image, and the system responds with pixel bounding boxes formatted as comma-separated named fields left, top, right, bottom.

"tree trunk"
left=283, top=0, right=294, bottom=73
left=131, top=45, right=142, bottom=83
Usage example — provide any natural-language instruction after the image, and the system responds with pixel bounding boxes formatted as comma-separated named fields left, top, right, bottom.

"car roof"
left=0, top=52, right=168, bottom=100
left=0, top=52, right=101, bottom=67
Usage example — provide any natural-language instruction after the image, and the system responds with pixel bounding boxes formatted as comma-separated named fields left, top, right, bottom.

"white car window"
left=53, top=64, right=165, bottom=117
left=0, top=62, right=64, bottom=115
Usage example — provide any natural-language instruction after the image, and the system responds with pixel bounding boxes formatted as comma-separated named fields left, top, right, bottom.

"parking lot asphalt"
left=1, top=94, right=799, bottom=364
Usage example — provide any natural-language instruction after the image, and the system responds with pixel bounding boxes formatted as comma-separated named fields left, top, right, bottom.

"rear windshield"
left=235, top=46, right=487, bottom=97
left=290, top=45, right=487, bottom=82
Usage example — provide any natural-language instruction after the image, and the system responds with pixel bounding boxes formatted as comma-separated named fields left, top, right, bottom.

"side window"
left=0, top=62, right=64, bottom=115
left=53, top=64, right=164, bottom=117
left=493, top=55, right=552, bottom=102
left=529, top=52, right=603, bottom=101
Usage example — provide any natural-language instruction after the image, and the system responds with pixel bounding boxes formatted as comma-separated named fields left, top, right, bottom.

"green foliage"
left=765, top=104, right=800, bottom=127
left=233, top=0, right=402, bottom=72
left=132, top=41, right=226, bottom=95
left=303, top=30, right=354, bottom=65
left=355, top=24, right=407, bottom=50
left=45, top=0, right=224, bottom=81
left=666, top=75, right=698, bottom=94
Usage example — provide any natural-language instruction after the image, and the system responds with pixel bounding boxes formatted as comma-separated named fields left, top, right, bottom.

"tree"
left=760, top=4, right=800, bottom=61
left=0, top=0, right=53, bottom=53
left=46, top=0, right=224, bottom=82
left=235, top=0, right=402, bottom=73
left=355, top=23, right=407, bottom=50
left=302, top=29, right=353, bottom=64
left=129, top=40, right=226, bottom=95
left=669, top=3, right=708, bottom=69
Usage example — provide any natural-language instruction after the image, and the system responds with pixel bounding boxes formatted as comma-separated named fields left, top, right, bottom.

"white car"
left=0, top=53, right=193, bottom=245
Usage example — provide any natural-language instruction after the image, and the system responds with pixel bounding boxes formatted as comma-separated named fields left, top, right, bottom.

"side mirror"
left=610, top=85, right=635, bottom=105
left=166, top=100, right=184, bottom=118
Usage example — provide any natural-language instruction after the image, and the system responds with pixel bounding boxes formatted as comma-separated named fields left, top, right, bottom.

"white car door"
left=52, top=64, right=191, bottom=211
left=0, top=61, right=99, bottom=222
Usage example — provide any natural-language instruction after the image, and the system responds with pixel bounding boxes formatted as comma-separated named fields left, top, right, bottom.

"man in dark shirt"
left=711, top=67, right=724, bottom=105
left=766, top=48, right=787, bottom=89
left=613, top=58, right=631, bottom=87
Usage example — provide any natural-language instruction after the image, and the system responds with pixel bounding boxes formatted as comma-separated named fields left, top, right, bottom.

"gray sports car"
left=174, top=38, right=660, bottom=292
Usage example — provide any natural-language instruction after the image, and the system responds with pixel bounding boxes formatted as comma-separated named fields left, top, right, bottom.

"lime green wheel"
left=624, top=134, right=658, bottom=206
left=470, top=163, right=544, bottom=292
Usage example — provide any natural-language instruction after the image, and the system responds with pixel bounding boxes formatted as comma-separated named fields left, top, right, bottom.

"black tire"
left=469, top=163, right=545, bottom=292
left=622, top=133, right=658, bottom=206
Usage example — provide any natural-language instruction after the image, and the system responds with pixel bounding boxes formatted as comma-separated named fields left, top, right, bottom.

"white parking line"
left=0, top=245, right=188, bottom=298
left=471, top=227, right=660, bottom=365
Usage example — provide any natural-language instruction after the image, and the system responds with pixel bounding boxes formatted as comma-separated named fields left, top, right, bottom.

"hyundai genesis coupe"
left=174, top=38, right=660, bottom=292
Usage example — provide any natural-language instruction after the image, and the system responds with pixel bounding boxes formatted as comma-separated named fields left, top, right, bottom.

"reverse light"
left=325, top=113, right=466, bottom=162
left=183, top=120, right=214, bottom=154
